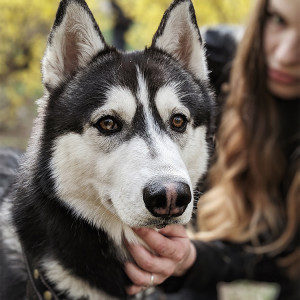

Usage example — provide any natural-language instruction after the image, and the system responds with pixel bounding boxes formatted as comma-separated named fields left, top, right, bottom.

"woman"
left=125, top=0, right=300, bottom=299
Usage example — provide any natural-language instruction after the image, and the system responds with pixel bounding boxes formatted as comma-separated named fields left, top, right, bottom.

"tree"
left=0, top=0, right=103, bottom=131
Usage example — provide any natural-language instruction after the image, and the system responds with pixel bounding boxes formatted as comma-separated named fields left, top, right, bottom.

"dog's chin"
left=135, top=217, right=188, bottom=230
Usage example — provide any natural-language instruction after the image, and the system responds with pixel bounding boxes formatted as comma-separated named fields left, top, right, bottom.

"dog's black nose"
left=143, top=181, right=191, bottom=218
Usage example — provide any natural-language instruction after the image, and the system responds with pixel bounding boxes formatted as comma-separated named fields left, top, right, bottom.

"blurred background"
left=0, top=0, right=251, bottom=150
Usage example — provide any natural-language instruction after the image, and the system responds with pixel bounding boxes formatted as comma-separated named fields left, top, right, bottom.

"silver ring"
left=149, top=273, right=155, bottom=287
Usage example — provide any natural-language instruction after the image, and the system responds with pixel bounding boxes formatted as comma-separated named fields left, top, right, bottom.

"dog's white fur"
left=0, top=199, right=25, bottom=272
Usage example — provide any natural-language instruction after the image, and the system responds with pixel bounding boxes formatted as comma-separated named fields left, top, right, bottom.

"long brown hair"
left=196, top=0, right=300, bottom=277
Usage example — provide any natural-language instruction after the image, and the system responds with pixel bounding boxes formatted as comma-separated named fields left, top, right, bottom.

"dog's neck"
left=13, top=191, right=132, bottom=299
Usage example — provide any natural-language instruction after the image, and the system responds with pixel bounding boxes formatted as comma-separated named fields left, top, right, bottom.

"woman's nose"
left=275, top=32, right=300, bottom=66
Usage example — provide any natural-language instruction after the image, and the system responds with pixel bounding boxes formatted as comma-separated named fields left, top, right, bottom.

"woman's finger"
left=158, top=224, right=189, bottom=238
left=132, top=226, right=189, bottom=261
left=126, top=241, right=175, bottom=276
left=126, top=284, right=144, bottom=296
left=125, top=261, right=163, bottom=289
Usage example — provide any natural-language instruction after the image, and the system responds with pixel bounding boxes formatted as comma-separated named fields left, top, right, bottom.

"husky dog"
left=0, top=0, right=214, bottom=299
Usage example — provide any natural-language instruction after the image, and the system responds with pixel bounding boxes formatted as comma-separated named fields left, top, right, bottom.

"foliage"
left=116, top=0, right=251, bottom=49
left=0, top=0, right=250, bottom=141
left=0, top=0, right=104, bottom=131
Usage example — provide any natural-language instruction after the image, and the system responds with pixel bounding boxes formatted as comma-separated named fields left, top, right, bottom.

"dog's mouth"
left=146, top=216, right=184, bottom=229
left=156, top=223, right=167, bottom=229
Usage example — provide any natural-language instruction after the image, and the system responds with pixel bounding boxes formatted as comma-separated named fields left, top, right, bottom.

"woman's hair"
left=196, top=0, right=299, bottom=277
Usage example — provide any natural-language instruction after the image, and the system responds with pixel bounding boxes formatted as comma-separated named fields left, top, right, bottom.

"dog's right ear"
left=42, top=0, right=107, bottom=92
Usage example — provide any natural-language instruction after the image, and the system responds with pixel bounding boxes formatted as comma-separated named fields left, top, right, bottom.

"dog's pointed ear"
left=42, top=0, right=108, bottom=91
left=151, top=0, right=208, bottom=81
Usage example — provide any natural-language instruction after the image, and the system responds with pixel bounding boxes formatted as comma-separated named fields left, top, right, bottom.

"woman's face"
left=263, top=0, right=300, bottom=99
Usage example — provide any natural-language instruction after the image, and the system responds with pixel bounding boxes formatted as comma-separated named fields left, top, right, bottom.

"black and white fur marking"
left=0, top=0, right=215, bottom=299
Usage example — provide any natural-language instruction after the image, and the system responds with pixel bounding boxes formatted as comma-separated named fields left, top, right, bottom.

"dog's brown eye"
left=170, top=114, right=188, bottom=132
left=100, top=118, right=117, bottom=130
left=95, top=116, right=121, bottom=135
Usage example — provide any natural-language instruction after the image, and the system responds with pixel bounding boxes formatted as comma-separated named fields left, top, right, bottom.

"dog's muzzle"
left=143, top=180, right=191, bottom=218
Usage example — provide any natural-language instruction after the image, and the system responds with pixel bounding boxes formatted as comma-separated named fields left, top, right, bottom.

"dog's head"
left=38, top=0, right=214, bottom=231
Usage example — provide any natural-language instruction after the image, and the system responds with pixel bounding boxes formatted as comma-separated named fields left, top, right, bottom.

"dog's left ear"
left=151, top=0, right=208, bottom=81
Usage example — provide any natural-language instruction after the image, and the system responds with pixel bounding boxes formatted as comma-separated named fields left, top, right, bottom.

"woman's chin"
left=268, top=80, right=300, bottom=100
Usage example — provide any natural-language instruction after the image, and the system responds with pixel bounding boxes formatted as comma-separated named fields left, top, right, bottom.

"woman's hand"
left=125, top=224, right=196, bottom=295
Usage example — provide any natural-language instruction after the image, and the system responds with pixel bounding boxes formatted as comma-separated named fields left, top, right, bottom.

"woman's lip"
left=268, top=69, right=300, bottom=84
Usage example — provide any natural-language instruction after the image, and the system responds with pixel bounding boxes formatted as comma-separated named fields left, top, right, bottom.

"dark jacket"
left=158, top=236, right=299, bottom=300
